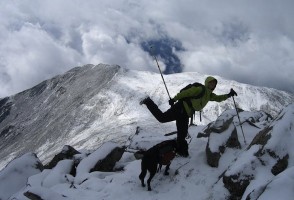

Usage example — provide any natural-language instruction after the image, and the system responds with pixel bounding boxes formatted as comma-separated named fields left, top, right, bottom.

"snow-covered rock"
left=204, top=109, right=270, bottom=167
left=1, top=104, right=294, bottom=200
left=0, top=153, right=43, bottom=200
left=218, top=104, right=294, bottom=199
left=75, top=142, right=124, bottom=184
left=45, top=145, right=80, bottom=170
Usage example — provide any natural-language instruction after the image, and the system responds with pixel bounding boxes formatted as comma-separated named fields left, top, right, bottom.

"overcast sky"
left=0, top=0, right=293, bottom=98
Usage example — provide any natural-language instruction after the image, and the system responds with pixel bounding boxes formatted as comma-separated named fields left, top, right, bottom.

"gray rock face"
left=0, top=97, right=13, bottom=124
left=0, top=64, right=121, bottom=169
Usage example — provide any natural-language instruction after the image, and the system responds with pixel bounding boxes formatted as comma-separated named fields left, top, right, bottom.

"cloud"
left=0, top=22, right=82, bottom=97
left=0, top=0, right=294, bottom=97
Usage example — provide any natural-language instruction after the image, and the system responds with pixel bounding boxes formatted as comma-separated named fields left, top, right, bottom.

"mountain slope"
left=0, top=64, right=293, bottom=170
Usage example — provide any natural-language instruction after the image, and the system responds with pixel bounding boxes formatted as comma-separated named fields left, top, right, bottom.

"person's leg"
left=142, top=98, right=189, bottom=156
left=143, top=98, right=178, bottom=123
left=176, top=108, right=189, bottom=157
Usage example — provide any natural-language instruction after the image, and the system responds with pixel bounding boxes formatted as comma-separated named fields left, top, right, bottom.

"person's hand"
left=169, top=99, right=175, bottom=106
left=228, top=88, right=237, bottom=97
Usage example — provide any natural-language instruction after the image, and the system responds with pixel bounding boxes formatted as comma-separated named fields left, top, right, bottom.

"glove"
left=228, top=88, right=237, bottom=97
left=169, top=99, right=175, bottom=106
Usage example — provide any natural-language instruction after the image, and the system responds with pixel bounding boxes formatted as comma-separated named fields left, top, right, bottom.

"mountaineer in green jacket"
left=140, top=76, right=237, bottom=157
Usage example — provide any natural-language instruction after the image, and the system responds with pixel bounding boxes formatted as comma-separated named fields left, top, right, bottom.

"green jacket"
left=173, top=76, right=229, bottom=117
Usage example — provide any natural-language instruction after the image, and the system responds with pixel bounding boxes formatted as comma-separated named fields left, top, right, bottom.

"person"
left=139, top=76, right=237, bottom=157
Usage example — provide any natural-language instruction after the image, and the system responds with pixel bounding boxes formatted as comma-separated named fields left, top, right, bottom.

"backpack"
left=180, top=82, right=206, bottom=123
left=159, top=145, right=176, bottom=165
left=180, top=82, right=206, bottom=98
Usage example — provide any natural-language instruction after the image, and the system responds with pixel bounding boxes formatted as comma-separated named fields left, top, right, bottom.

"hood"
left=205, top=76, right=217, bottom=87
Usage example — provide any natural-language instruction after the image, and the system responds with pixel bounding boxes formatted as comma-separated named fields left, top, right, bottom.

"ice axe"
left=231, top=90, right=247, bottom=145
left=150, top=46, right=172, bottom=100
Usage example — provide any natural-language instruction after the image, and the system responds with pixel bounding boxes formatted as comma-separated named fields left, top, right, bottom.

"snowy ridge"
left=0, top=63, right=293, bottom=172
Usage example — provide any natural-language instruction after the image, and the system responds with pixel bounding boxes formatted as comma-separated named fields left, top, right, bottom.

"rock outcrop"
left=218, top=104, right=294, bottom=199
left=204, top=109, right=270, bottom=168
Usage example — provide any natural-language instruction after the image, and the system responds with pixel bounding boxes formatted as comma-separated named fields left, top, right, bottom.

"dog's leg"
left=164, top=163, right=171, bottom=175
left=139, top=171, right=146, bottom=187
left=139, top=161, right=147, bottom=187
left=157, top=164, right=162, bottom=173
left=147, top=164, right=157, bottom=191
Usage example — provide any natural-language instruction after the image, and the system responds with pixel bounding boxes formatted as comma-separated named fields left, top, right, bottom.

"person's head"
left=205, top=76, right=217, bottom=91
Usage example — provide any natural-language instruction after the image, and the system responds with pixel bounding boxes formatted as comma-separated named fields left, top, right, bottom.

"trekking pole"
left=232, top=96, right=247, bottom=145
left=150, top=46, right=172, bottom=100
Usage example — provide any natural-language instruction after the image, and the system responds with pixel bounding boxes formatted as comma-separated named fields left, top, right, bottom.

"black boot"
left=139, top=96, right=151, bottom=105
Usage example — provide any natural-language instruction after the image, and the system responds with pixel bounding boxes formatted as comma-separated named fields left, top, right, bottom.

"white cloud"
left=0, top=22, right=82, bottom=97
left=0, top=0, right=294, bottom=97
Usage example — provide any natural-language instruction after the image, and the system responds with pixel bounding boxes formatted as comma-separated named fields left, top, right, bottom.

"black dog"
left=138, top=139, right=177, bottom=191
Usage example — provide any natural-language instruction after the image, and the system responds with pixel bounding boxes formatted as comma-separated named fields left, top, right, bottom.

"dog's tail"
left=134, top=150, right=145, bottom=160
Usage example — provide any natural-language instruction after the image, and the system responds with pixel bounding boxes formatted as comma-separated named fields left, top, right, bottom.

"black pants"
left=144, top=98, right=189, bottom=155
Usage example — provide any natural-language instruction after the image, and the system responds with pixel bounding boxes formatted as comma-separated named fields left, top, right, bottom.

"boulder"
left=44, top=145, right=82, bottom=177
left=205, top=110, right=242, bottom=168
left=75, top=142, right=125, bottom=184
left=44, top=145, right=80, bottom=170
left=206, top=124, right=241, bottom=167
left=90, top=146, right=125, bottom=172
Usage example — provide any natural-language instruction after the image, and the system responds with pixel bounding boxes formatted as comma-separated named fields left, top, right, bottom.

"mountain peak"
left=0, top=64, right=293, bottom=172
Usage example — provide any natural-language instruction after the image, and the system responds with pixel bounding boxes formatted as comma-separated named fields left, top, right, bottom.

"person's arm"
left=210, top=93, right=229, bottom=102
left=210, top=88, right=237, bottom=102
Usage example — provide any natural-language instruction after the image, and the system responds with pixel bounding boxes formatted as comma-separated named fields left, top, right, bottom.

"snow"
left=256, top=166, right=294, bottom=200
left=225, top=145, right=260, bottom=176
left=42, top=160, right=73, bottom=188
left=266, top=104, right=294, bottom=163
left=1, top=104, right=294, bottom=199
